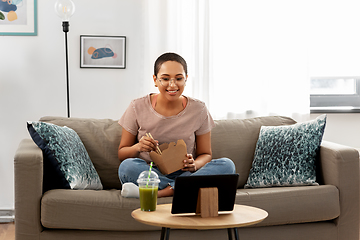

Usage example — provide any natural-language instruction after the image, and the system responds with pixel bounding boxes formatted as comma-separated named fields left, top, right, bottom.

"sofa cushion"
left=28, top=121, right=103, bottom=191
left=39, top=116, right=122, bottom=190
left=245, top=115, right=326, bottom=188
left=211, top=116, right=297, bottom=188
left=236, top=185, right=339, bottom=227
left=39, top=115, right=296, bottom=190
left=41, top=185, right=339, bottom=231
left=41, top=189, right=172, bottom=231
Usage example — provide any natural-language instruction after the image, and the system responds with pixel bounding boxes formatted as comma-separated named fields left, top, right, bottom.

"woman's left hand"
left=182, top=154, right=197, bottom=172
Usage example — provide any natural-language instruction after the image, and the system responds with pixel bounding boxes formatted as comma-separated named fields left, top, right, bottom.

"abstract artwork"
left=0, top=0, right=37, bottom=36
left=80, top=35, right=126, bottom=69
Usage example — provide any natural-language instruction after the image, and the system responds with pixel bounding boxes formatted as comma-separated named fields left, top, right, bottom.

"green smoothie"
left=139, top=186, right=158, bottom=211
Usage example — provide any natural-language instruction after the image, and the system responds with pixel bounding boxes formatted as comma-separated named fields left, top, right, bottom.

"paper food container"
left=149, top=139, right=187, bottom=175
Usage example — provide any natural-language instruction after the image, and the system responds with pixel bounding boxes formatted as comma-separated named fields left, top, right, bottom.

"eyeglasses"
left=157, top=77, right=186, bottom=87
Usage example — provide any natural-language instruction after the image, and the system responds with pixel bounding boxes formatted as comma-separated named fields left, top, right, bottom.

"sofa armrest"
left=318, top=141, right=359, bottom=240
left=14, top=139, right=43, bottom=240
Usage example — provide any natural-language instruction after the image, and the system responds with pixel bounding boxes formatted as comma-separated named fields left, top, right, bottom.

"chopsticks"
left=146, top=133, right=162, bottom=155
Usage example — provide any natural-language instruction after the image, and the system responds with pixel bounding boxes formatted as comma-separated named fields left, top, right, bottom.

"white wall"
left=1, top=0, right=360, bottom=210
left=0, top=0, right=149, bottom=209
left=311, top=114, right=360, bottom=149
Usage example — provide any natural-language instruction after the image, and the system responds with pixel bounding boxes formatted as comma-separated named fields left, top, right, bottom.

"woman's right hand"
left=136, top=135, right=159, bottom=153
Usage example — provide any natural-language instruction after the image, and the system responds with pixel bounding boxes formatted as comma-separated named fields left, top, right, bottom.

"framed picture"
left=80, top=35, right=126, bottom=69
left=0, top=0, right=37, bottom=36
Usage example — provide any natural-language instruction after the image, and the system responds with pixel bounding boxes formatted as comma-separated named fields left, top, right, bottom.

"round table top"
left=131, top=204, right=268, bottom=230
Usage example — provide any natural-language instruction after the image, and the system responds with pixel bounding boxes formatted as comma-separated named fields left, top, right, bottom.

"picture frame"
left=80, top=35, right=126, bottom=69
left=0, top=0, right=37, bottom=36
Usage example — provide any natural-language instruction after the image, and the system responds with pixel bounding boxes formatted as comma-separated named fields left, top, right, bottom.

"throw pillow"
left=245, top=114, right=326, bottom=188
left=27, top=121, right=103, bottom=191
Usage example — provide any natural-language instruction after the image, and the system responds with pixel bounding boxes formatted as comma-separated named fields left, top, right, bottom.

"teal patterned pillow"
left=27, top=121, right=103, bottom=190
left=245, top=115, right=326, bottom=188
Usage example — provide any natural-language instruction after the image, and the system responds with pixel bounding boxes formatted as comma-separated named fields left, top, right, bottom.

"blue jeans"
left=118, top=158, right=236, bottom=190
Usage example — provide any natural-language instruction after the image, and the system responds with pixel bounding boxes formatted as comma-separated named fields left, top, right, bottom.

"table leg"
left=160, top=227, right=170, bottom=240
left=160, top=227, right=166, bottom=240
left=167, top=228, right=171, bottom=240
left=234, top=228, right=239, bottom=240
left=227, top=228, right=233, bottom=240
left=227, top=228, right=239, bottom=240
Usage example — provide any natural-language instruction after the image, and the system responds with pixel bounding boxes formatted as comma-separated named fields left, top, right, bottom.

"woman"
left=118, top=52, right=235, bottom=198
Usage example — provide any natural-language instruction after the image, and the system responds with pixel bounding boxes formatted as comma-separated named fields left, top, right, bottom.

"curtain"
left=141, top=0, right=310, bottom=122
left=141, top=0, right=212, bottom=104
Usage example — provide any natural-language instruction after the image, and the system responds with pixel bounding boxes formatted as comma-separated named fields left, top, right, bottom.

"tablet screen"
left=171, top=174, right=239, bottom=214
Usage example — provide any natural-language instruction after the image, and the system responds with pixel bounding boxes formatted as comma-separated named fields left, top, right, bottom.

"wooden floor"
left=0, top=223, right=15, bottom=240
left=0, top=222, right=360, bottom=240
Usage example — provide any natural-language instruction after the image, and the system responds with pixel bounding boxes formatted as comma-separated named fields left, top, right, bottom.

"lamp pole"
left=63, top=21, right=70, bottom=118
left=55, top=0, right=75, bottom=118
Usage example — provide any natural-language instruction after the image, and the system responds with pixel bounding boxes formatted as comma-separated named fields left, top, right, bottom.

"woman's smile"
left=166, top=89, right=179, bottom=96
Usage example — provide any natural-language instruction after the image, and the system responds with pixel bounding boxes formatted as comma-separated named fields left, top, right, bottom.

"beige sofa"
left=14, top=116, right=359, bottom=240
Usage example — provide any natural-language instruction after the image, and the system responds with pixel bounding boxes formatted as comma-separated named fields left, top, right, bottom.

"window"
left=310, top=77, right=360, bottom=113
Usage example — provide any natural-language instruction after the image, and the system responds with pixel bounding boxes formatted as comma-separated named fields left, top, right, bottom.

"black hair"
left=154, top=52, right=188, bottom=76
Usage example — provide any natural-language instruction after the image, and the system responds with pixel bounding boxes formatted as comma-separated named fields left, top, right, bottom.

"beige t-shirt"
left=118, top=94, right=215, bottom=163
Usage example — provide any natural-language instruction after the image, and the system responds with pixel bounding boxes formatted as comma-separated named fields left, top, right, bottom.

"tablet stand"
left=196, top=187, right=219, bottom=218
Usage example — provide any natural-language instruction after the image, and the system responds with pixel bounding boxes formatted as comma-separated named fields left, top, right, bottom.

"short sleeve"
left=195, top=106, right=215, bottom=136
left=118, top=101, right=139, bottom=136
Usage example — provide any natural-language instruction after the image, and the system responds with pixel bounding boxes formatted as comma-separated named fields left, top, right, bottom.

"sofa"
left=14, top=115, right=359, bottom=240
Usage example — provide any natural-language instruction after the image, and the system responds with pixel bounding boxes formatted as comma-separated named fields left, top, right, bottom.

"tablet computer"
left=171, top=174, right=239, bottom=214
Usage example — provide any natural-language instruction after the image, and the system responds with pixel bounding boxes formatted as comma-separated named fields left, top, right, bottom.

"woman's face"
left=153, top=61, right=188, bottom=101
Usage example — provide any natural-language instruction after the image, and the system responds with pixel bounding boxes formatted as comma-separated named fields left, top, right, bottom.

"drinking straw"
left=146, top=162, right=153, bottom=188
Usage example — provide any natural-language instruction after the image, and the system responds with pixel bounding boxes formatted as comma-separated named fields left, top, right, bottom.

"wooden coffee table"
left=131, top=204, right=268, bottom=240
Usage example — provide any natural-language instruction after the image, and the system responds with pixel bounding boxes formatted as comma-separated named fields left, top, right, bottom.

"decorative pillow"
left=245, top=115, right=327, bottom=188
left=27, top=121, right=103, bottom=191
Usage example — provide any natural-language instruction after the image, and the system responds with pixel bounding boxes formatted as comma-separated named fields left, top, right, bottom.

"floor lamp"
left=55, top=0, right=75, bottom=118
